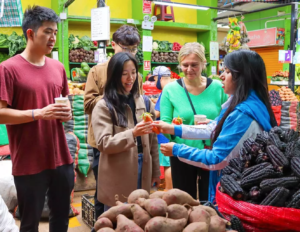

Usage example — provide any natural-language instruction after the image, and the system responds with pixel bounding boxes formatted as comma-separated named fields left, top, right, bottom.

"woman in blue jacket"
left=154, top=50, right=277, bottom=202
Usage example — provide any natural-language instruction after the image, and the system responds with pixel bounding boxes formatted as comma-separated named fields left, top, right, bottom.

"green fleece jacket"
left=160, top=79, right=228, bottom=148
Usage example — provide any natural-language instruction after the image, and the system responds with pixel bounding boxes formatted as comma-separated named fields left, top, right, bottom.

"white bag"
left=0, top=195, right=19, bottom=232
left=0, top=161, right=17, bottom=211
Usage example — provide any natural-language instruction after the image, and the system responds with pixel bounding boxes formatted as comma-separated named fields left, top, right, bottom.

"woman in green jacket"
left=160, top=42, right=227, bottom=201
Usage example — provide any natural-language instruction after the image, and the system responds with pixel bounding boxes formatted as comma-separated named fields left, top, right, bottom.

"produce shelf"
left=70, top=62, right=97, bottom=65
left=68, top=16, right=141, bottom=25
left=151, top=62, right=179, bottom=65
left=70, top=62, right=143, bottom=66
left=154, top=21, right=211, bottom=32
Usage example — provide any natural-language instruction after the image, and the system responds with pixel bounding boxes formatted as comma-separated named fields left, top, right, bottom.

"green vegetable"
left=0, top=32, right=26, bottom=57
left=0, top=52, right=9, bottom=63
left=82, top=66, right=90, bottom=74
left=69, top=34, right=95, bottom=51
left=79, top=69, right=87, bottom=78
left=81, top=62, right=89, bottom=69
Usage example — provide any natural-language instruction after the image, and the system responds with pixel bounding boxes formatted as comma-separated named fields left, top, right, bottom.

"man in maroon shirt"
left=0, top=6, right=74, bottom=232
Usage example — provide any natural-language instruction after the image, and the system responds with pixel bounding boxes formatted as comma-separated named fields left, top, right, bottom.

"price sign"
left=279, top=50, right=292, bottom=64
left=144, top=60, right=151, bottom=71
left=143, top=0, right=152, bottom=14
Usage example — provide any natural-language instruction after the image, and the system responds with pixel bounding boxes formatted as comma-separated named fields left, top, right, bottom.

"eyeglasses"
left=115, top=42, right=138, bottom=54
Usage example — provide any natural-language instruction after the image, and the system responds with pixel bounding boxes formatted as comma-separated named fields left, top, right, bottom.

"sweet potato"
left=97, top=228, right=115, bottom=232
left=94, top=217, right=113, bottom=231
left=209, top=215, right=229, bottom=232
left=183, top=222, right=209, bottom=232
left=99, top=204, right=133, bottom=223
left=189, top=206, right=211, bottom=224
left=128, top=189, right=149, bottom=204
left=115, top=214, right=143, bottom=232
left=145, top=217, right=187, bottom=232
left=149, top=191, right=165, bottom=199
left=194, top=205, right=217, bottom=217
left=131, top=204, right=151, bottom=229
left=138, top=198, right=167, bottom=217
left=162, top=188, right=200, bottom=206
left=167, top=204, right=190, bottom=221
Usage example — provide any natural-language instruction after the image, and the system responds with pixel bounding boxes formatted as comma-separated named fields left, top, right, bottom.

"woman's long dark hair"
left=103, top=52, right=140, bottom=127
left=211, top=50, right=277, bottom=144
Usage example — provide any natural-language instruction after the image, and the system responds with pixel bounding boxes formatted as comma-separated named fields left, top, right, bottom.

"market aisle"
left=14, top=190, right=93, bottom=232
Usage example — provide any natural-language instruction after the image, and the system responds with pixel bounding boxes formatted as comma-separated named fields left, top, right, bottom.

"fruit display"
left=152, top=40, right=173, bottom=52
left=71, top=62, right=91, bottom=82
left=68, top=82, right=85, bottom=95
left=219, top=126, right=300, bottom=209
left=69, top=48, right=95, bottom=63
left=278, top=86, right=298, bottom=102
left=271, top=70, right=289, bottom=82
left=151, top=51, right=178, bottom=63
left=136, top=44, right=143, bottom=64
left=94, top=188, right=242, bottom=232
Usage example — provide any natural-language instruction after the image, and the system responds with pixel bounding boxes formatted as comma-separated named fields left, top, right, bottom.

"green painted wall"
left=242, top=6, right=292, bottom=71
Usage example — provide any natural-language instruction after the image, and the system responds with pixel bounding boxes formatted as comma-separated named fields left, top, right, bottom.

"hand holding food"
left=142, top=113, right=160, bottom=134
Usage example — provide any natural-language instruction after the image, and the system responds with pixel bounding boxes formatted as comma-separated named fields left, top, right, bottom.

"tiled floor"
left=14, top=190, right=94, bottom=232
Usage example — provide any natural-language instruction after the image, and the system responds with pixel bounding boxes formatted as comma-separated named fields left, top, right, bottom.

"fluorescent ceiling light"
left=153, top=1, right=209, bottom=11
left=217, top=10, right=227, bottom=15
left=217, top=24, right=229, bottom=29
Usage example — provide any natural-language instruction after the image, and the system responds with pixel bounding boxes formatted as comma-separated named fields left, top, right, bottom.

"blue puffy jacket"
left=172, top=90, right=272, bottom=203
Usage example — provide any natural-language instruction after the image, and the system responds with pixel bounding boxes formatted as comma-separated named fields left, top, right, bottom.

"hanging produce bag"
left=64, top=95, right=93, bottom=177
left=280, top=101, right=299, bottom=131
left=216, top=183, right=300, bottom=232
left=271, top=105, right=282, bottom=126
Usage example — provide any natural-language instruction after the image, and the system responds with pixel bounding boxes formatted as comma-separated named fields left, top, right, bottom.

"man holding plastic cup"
left=0, top=6, right=73, bottom=232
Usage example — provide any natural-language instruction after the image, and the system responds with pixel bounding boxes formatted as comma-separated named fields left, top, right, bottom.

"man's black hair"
left=112, top=25, right=141, bottom=46
left=22, top=5, right=60, bottom=41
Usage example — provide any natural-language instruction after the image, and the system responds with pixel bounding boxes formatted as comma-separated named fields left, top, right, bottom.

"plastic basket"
left=81, top=194, right=95, bottom=228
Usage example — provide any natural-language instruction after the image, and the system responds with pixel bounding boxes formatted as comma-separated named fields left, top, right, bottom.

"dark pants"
left=92, top=148, right=104, bottom=219
left=170, top=157, right=210, bottom=201
left=14, top=163, right=74, bottom=232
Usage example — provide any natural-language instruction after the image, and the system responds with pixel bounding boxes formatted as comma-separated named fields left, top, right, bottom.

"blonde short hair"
left=178, top=42, right=206, bottom=64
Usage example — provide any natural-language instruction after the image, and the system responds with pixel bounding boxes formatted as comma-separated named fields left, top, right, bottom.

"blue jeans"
left=104, top=153, right=144, bottom=212
left=137, top=153, right=144, bottom=189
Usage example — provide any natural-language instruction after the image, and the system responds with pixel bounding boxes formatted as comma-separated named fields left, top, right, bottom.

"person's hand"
left=36, top=104, right=72, bottom=122
left=151, top=177, right=161, bottom=187
left=132, top=121, right=153, bottom=137
left=160, top=142, right=175, bottom=157
left=152, top=121, right=175, bottom=134
left=59, top=105, right=72, bottom=122
left=196, top=119, right=211, bottom=125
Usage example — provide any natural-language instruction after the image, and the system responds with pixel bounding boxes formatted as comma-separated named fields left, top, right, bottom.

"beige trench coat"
left=92, top=96, right=161, bottom=206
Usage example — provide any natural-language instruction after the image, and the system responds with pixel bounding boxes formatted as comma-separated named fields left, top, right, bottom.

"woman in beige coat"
left=92, top=52, right=161, bottom=209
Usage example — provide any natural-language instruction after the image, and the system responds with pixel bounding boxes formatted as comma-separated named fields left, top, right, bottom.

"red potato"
left=138, top=198, right=167, bottom=217
left=162, top=188, right=200, bottom=206
left=167, top=204, right=190, bottom=221
left=145, top=217, right=187, bottom=232
left=208, top=215, right=229, bottom=232
left=183, top=222, right=209, bottom=232
left=94, top=217, right=113, bottom=231
left=189, top=206, right=211, bottom=224
left=115, top=214, right=143, bottom=232
left=131, top=204, right=151, bottom=229
left=193, top=205, right=218, bottom=217
left=99, top=204, right=133, bottom=223
left=97, top=228, right=115, bottom=232
left=128, top=189, right=149, bottom=204
left=149, top=191, right=165, bottom=199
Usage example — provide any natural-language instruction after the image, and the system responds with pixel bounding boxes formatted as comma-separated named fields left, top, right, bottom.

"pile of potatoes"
left=94, top=188, right=237, bottom=232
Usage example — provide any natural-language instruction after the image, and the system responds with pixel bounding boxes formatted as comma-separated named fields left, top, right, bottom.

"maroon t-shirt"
left=0, top=55, right=73, bottom=176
